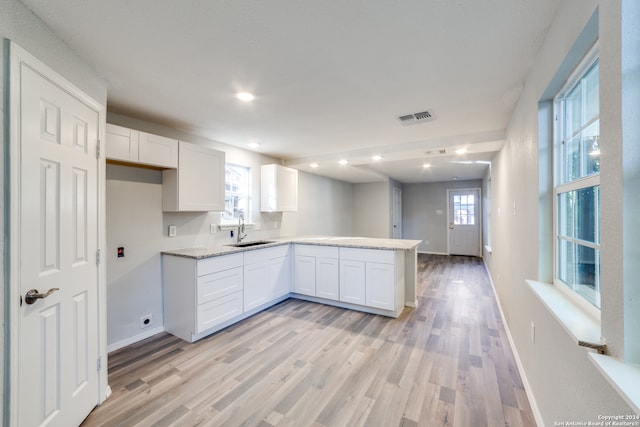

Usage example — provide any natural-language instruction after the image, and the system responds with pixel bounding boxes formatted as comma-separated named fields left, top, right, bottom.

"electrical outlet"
left=530, top=321, right=535, bottom=343
left=210, top=224, right=217, bottom=234
left=140, top=314, right=152, bottom=329
left=168, top=225, right=177, bottom=237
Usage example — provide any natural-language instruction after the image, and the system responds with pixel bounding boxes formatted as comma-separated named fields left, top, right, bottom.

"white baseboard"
left=417, top=250, right=449, bottom=255
left=482, top=259, right=545, bottom=427
left=107, top=326, right=165, bottom=353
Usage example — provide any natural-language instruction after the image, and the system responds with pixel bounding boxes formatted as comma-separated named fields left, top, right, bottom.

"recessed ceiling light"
left=422, top=163, right=431, bottom=169
left=236, top=92, right=255, bottom=102
left=338, top=159, right=348, bottom=165
left=310, top=163, right=319, bottom=168
left=247, top=142, right=260, bottom=149
left=455, top=148, right=467, bottom=155
left=372, top=155, right=382, bottom=161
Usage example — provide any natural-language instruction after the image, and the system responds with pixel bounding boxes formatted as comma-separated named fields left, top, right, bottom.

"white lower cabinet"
left=269, top=255, right=291, bottom=299
left=244, top=245, right=291, bottom=312
left=339, top=247, right=403, bottom=313
left=163, top=252, right=244, bottom=342
left=164, top=243, right=406, bottom=342
left=293, top=245, right=339, bottom=299
left=365, top=262, right=395, bottom=310
left=316, top=257, right=339, bottom=301
left=244, top=261, right=269, bottom=312
left=339, top=259, right=365, bottom=304
left=293, top=255, right=316, bottom=296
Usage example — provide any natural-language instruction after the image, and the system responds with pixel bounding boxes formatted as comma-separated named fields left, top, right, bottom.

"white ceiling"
left=19, top=0, right=560, bottom=183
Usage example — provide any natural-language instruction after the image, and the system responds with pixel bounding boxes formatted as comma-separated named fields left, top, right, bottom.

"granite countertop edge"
left=161, top=236, right=422, bottom=260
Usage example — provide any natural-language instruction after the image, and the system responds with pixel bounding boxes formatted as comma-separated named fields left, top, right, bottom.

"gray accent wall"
left=403, top=180, right=482, bottom=254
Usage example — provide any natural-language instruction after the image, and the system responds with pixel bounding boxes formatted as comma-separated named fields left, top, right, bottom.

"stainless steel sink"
left=226, top=240, right=275, bottom=248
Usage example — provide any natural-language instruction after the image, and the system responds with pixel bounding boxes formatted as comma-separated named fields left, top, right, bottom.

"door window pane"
left=453, top=193, right=476, bottom=225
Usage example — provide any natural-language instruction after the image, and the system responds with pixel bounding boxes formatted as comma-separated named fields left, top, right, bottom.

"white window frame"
left=220, top=163, right=252, bottom=224
left=552, top=43, right=600, bottom=314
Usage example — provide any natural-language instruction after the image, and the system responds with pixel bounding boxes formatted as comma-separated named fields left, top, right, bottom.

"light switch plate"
left=210, top=224, right=217, bottom=234
left=168, top=225, right=177, bottom=237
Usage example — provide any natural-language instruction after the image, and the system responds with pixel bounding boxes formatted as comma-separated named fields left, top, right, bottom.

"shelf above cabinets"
left=105, top=123, right=178, bottom=168
left=261, top=164, right=298, bottom=212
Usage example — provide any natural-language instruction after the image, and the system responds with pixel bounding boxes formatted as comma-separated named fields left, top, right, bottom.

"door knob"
left=24, top=288, right=59, bottom=305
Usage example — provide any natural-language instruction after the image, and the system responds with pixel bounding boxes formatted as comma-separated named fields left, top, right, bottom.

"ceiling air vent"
left=397, top=109, right=434, bottom=126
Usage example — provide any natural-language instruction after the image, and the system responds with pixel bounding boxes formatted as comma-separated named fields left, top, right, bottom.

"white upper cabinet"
left=138, top=132, right=178, bottom=168
left=105, top=123, right=139, bottom=163
left=261, top=164, right=298, bottom=212
left=105, top=124, right=178, bottom=168
left=162, top=141, right=225, bottom=212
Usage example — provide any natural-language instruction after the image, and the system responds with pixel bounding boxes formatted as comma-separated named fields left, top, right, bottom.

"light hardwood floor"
left=82, top=254, right=535, bottom=427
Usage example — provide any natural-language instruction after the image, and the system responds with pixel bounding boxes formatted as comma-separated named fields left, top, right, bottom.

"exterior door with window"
left=448, top=189, right=480, bottom=256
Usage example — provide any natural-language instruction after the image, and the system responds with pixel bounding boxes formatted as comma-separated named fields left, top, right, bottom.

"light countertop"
left=162, top=236, right=421, bottom=259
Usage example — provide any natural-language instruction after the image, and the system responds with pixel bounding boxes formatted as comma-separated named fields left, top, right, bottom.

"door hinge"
left=96, top=249, right=101, bottom=266
left=96, top=140, right=101, bottom=159
left=97, top=356, right=102, bottom=371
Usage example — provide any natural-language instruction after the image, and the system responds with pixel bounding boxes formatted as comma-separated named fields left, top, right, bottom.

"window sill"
left=526, top=280, right=601, bottom=346
left=589, top=353, right=640, bottom=414
left=218, top=223, right=259, bottom=232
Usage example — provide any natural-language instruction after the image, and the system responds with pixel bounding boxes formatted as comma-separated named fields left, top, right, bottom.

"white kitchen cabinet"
left=293, top=255, right=316, bottom=296
left=365, top=262, right=395, bottom=310
left=244, top=245, right=291, bottom=311
left=138, top=131, right=178, bottom=168
left=338, top=247, right=404, bottom=313
left=261, top=164, right=298, bottom=212
left=244, top=261, right=269, bottom=312
left=339, top=259, right=366, bottom=305
left=163, top=252, right=244, bottom=342
left=105, top=123, right=138, bottom=163
left=269, top=255, right=291, bottom=300
left=293, top=245, right=339, bottom=299
left=105, top=123, right=178, bottom=168
left=163, top=141, right=225, bottom=212
left=316, top=257, right=339, bottom=301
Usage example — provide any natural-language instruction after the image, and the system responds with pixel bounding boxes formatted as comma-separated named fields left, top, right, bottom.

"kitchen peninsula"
left=162, top=236, right=420, bottom=342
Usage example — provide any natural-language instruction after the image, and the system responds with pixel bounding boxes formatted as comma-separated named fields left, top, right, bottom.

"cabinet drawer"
left=339, top=247, right=395, bottom=264
left=197, top=253, right=244, bottom=276
left=197, top=266, right=243, bottom=304
left=197, top=291, right=243, bottom=333
left=244, top=244, right=289, bottom=265
left=295, top=244, right=339, bottom=258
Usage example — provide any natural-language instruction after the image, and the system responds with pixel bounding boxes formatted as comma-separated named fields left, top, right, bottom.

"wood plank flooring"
left=82, top=254, right=535, bottom=427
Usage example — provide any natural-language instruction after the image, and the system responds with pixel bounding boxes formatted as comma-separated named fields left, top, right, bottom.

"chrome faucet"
left=237, top=215, right=247, bottom=243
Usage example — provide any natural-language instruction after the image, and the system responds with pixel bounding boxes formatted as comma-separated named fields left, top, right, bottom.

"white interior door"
left=448, top=189, right=481, bottom=256
left=16, top=56, right=101, bottom=426
left=392, top=187, right=402, bottom=239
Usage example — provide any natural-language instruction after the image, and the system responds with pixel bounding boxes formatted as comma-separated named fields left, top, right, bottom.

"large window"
left=554, top=51, right=600, bottom=308
left=220, top=164, right=250, bottom=224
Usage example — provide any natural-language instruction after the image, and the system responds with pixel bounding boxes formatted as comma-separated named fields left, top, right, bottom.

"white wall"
left=105, top=113, right=354, bottom=349
left=403, top=180, right=482, bottom=253
left=1, top=0, right=108, bottom=421
left=484, top=1, right=636, bottom=424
